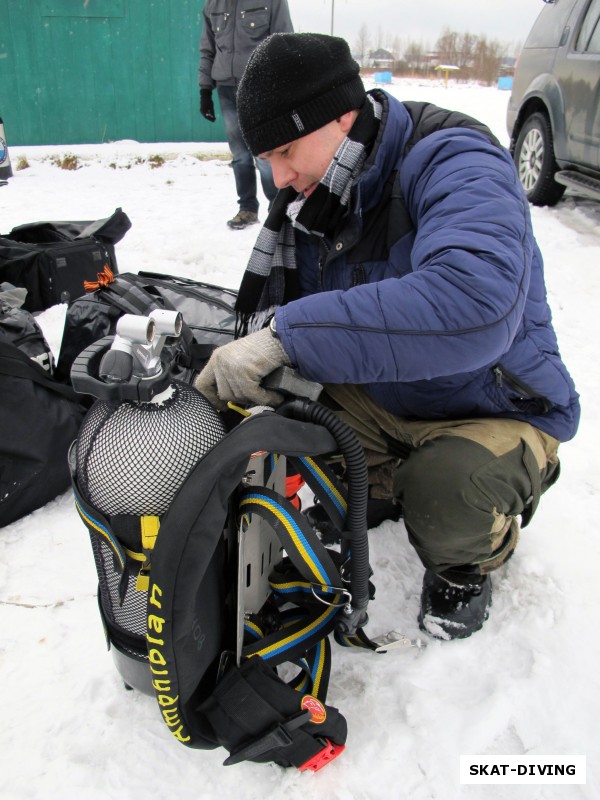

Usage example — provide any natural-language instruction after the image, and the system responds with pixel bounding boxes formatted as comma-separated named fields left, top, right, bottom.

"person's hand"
left=194, top=327, right=291, bottom=409
left=200, top=89, right=216, bottom=122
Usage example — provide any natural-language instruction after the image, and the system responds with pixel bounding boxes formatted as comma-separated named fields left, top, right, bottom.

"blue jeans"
left=217, top=85, right=277, bottom=213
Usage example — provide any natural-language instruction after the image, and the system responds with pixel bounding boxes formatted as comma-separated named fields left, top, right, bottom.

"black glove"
left=200, top=89, right=216, bottom=122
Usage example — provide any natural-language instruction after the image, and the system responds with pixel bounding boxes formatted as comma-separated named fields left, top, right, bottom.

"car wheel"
left=513, top=112, right=566, bottom=206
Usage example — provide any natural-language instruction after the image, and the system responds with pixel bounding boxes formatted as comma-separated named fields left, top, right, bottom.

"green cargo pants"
left=323, top=384, right=561, bottom=578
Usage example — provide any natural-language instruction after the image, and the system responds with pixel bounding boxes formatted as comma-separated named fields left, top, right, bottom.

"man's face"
left=259, top=113, right=356, bottom=198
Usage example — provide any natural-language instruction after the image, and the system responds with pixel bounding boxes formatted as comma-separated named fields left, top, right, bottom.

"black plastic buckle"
left=222, top=710, right=311, bottom=767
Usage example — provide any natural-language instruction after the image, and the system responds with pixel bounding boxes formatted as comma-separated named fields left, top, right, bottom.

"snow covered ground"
left=1, top=77, right=598, bottom=800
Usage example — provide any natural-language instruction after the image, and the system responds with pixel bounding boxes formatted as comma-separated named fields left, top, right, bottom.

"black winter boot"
left=303, top=503, right=342, bottom=546
left=418, top=570, right=492, bottom=640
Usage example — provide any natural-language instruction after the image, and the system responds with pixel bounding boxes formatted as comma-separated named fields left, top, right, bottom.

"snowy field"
left=1, top=77, right=599, bottom=800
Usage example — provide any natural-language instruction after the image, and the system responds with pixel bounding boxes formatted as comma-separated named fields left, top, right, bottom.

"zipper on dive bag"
left=139, top=277, right=236, bottom=314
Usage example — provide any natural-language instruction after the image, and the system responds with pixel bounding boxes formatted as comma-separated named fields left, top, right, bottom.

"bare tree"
left=374, top=24, right=386, bottom=51
left=354, top=23, right=371, bottom=66
left=350, top=22, right=514, bottom=83
left=473, top=36, right=504, bottom=85
left=389, top=35, right=403, bottom=63
left=429, top=29, right=506, bottom=84
left=458, top=32, right=476, bottom=73
left=404, top=40, right=429, bottom=76
left=435, top=28, right=461, bottom=65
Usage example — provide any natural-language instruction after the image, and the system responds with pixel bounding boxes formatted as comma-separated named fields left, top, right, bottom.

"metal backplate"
left=235, top=452, right=286, bottom=663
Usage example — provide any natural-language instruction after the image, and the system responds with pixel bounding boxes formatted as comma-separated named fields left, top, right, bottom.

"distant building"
left=369, top=48, right=395, bottom=70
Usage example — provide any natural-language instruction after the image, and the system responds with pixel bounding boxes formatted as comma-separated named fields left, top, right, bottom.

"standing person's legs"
left=217, top=85, right=259, bottom=215
left=322, top=384, right=561, bottom=638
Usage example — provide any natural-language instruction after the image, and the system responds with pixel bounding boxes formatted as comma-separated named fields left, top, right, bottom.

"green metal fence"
left=0, top=0, right=226, bottom=145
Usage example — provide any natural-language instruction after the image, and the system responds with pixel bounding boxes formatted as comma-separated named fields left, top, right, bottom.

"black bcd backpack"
left=70, top=333, right=385, bottom=772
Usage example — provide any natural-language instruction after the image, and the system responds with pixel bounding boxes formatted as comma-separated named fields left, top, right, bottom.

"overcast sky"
left=287, top=0, right=544, bottom=53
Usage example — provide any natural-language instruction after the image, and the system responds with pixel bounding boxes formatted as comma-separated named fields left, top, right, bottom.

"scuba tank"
left=70, top=309, right=414, bottom=771
left=70, top=310, right=226, bottom=693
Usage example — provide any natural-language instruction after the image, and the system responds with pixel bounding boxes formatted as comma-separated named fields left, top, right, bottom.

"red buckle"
left=298, top=739, right=345, bottom=772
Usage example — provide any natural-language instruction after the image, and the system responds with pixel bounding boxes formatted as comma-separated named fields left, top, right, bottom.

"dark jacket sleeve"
left=276, top=130, right=532, bottom=385
left=198, top=2, right=217, bottom=90
left=271, top=0, right=294, bottom=33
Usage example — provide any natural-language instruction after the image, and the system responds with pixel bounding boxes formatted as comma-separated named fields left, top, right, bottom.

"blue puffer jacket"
left=275, top=91, right=580, bottom=442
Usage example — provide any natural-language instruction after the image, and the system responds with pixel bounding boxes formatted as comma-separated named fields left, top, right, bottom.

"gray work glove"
left=194, top=327, right=292, bottom=410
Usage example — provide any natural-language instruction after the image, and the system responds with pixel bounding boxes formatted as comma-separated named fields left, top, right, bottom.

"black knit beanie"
left=237, top=33, right=366, bottom=155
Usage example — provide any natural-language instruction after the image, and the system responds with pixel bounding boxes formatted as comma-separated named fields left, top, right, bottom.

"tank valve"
left=99, top=310, right=182, bottom=383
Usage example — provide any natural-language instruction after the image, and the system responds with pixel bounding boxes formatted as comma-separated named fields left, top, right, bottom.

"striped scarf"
left=234, top=94, right=383, bottom=337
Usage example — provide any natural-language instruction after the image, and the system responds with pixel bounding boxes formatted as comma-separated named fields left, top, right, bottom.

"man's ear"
left=337, top=109, right=359, bottom=134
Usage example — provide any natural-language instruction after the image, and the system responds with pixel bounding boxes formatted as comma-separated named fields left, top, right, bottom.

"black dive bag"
left=56, top=271, right=237, bottom=384
left=0, top=208, right=131, bottom=311
left=0, top=292, right=85, bottom=526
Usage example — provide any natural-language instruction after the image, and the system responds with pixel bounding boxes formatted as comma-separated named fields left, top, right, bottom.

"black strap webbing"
left=0, top=342, right=82, bottom=402
left=98, top=277, right=165, bottom=315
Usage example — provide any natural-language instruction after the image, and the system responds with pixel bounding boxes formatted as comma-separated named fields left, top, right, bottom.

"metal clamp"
left=372, top=630, right=426, bottom=652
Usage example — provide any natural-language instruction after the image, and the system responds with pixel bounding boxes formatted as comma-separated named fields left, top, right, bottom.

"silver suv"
left=507, top=0, right=600, bottom=205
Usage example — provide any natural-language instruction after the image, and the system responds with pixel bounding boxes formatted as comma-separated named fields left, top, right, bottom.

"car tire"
left=513, top=112, right=566, bottom=206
